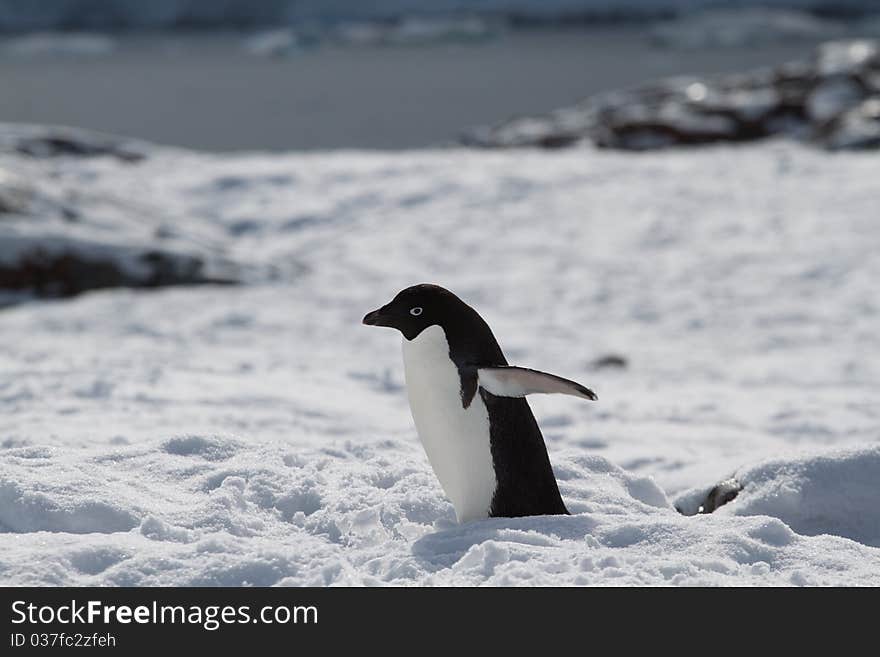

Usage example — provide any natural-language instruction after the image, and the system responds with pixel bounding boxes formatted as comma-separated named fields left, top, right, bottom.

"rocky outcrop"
left=463, top=39, right=880, bottom=151
left=0, top=124, right=147, bottom=162
left=0, top=131, right=239, bottom=304
left=0, top=246, right=232, bottom=300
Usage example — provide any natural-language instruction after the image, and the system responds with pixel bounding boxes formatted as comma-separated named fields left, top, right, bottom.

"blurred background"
left=1, top=0, right=879, bottom=151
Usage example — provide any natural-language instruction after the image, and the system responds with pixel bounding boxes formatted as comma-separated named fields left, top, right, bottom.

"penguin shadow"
left=411, top=513, right=599, bottom=573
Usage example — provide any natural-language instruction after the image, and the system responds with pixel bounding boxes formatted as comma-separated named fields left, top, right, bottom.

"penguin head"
left=363, top=284, right=466, bottom=341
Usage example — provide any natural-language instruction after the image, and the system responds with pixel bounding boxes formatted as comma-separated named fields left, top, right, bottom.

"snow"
left=720, top=446, right=880, bottom=547
left=1, top=128, right=879, bottom=585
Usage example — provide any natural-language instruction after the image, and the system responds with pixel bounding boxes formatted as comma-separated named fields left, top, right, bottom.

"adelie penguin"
left=363, top=284, right=597, bottom=523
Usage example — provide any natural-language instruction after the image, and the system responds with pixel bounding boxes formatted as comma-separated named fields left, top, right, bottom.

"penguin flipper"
left=478, top=366, right=597, bottom=401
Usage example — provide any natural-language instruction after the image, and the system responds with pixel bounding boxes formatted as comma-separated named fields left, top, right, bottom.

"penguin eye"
left=410, top=307, right=423, bottom=316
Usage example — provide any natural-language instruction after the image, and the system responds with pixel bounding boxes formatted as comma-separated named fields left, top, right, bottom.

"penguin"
left=362, top=284, right=597, bottom=523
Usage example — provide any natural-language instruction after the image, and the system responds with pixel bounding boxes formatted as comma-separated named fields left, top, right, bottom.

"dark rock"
left=699, top=478, right=743, bottom=513
left=60, top=206, right=80, bottom=222
left=537, top=133, right=583, bottom=149
left=774, top=59, right=816, bottom=109
left=591, top=354, right=628, bottom=369
left=15, top=134, right=145, bottom=162
left=676, top=478, right=743, bottom=516
left=1, top=125, right=147, bottom=163
left=0, top=248, right=235, bottom=299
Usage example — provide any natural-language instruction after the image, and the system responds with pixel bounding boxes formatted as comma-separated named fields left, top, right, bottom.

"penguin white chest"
left=402, top=325, right=496, bottom=523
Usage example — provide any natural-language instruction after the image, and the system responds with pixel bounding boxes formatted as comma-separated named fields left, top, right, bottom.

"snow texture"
left=1, top=127, right=879, bottom=585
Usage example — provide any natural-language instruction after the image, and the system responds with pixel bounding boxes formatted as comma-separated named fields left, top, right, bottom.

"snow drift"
left=687, top=446, right=880, bottom=547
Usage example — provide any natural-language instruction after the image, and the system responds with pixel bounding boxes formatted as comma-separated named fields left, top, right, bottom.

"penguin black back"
left=481, top=389, right=569, bottom=516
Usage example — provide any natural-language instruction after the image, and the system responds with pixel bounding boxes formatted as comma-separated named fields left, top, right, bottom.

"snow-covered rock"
left=0, top=126, right=242, bottom=301
left=823, top=97, right=880, bottom=149
left=678, top=446, right=880, bottom=548
left=1, top=124, right=147, bottom=162
left=805, top=76, right=867, bottom=124
left=817, top=38, right=880, bottom=77
left=725, top=446, right=880, bottom=548
left=465, top=39, right=880, bottom=151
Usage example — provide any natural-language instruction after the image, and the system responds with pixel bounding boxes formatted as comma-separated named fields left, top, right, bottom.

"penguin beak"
left=362, top=307, right=392, bottom=327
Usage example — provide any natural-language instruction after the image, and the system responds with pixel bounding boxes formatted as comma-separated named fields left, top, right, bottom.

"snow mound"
left=0, top=123, right=146, bottom=161
left=0, top=447, right=141, bottom=534
left=722, top=446, right=880, bottom=547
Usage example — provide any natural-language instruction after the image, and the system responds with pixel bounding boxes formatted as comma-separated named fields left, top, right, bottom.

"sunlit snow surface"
left=1, top=136, right=879, bottom=585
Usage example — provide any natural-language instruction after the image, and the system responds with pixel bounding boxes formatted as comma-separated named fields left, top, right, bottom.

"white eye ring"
left=410, top=307, right=423, bottom=316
